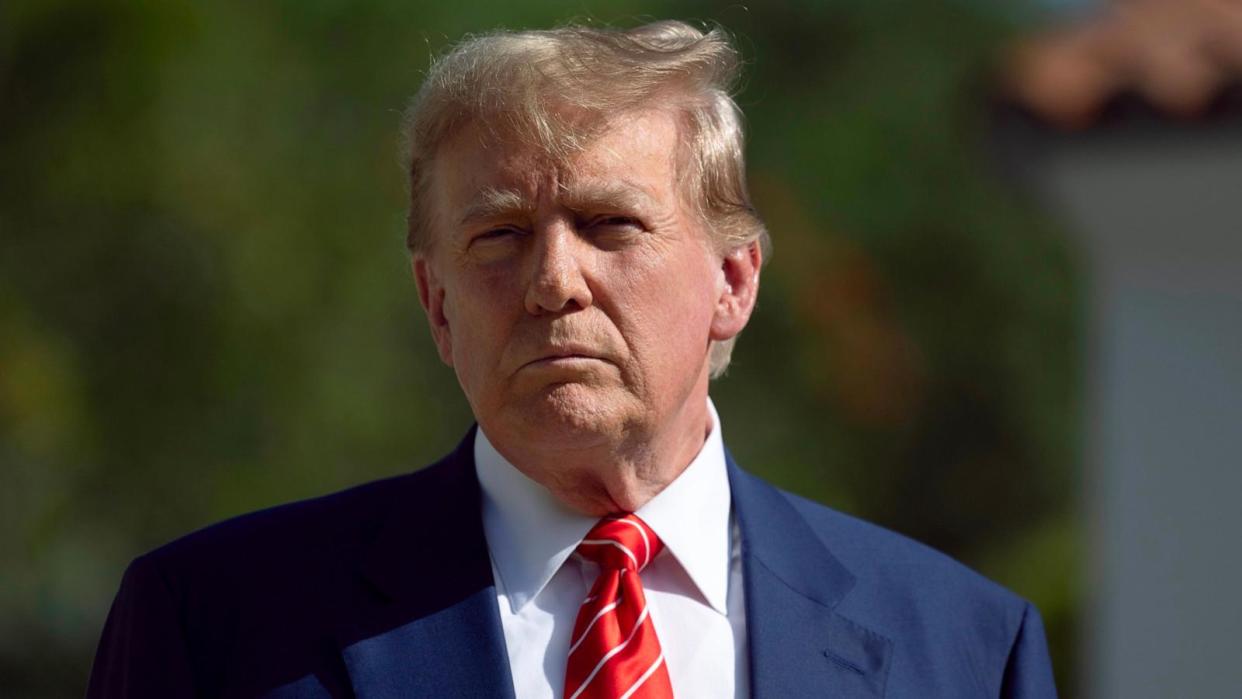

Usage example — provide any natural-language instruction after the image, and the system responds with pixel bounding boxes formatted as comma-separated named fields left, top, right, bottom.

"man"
left=89, top=21, right=1057, bottom=698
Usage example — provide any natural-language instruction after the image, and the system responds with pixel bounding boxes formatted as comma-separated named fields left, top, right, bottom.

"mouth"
left=520, top=346, right=610, bottom=370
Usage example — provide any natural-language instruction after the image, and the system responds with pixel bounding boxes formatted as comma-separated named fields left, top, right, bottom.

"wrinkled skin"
left=413, top=108, right=761, bottom=515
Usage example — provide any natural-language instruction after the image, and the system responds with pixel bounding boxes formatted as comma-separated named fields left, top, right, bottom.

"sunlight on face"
left=416, top=108, right=725, bottom=459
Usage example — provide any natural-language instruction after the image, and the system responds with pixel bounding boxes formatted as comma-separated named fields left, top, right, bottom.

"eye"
left=586, top=215, right=643, bottom=230
left=472, top=226, right=524, bottom=243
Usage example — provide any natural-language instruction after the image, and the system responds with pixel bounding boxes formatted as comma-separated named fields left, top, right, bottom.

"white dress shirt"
left=475, top=398, right=750, bottom=699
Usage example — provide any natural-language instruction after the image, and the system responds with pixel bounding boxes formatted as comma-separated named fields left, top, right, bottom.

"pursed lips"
left=520, top=344, right=611, bottom=369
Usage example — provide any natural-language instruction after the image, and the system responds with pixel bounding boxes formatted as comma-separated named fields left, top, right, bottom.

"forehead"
left=430, top=108, right=685, bottom=216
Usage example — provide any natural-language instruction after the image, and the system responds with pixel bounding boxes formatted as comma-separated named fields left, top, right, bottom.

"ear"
left=710, top=240, right=762, bottom=342
left=412, top=254, right=454, bottom=367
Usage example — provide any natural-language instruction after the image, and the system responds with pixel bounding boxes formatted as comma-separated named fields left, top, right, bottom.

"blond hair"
left=402, top=20, right=768, bottom=377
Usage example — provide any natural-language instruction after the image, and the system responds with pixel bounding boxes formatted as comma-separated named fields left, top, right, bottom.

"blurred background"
left=3, top=0, right=1239, bottom=696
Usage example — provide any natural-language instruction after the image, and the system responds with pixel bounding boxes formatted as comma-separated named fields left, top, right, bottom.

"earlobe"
left=412, top=256, right=454, bottom=366
left=710, top=240, right=762, bottom=341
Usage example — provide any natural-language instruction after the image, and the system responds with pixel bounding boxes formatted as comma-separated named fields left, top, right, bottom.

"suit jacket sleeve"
left=87, top=554, right=197, bottom=698
left=1000, top=601, right=1058, bottom=698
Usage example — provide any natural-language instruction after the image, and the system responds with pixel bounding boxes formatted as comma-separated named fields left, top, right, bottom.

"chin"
left=515, top=382, right=635, bottom=444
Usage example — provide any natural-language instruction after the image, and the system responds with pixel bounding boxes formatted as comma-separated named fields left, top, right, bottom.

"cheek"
left=604, top=249, right=718, bottom=351
left=445, top=261, right=522, bottom=320
left=444, top=271, right=521, bottom=363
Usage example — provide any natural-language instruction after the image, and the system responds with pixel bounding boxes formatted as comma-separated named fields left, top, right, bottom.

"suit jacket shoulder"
left=146, top=470, right=411, bottom=593
left=783, top=487, right=1026, bottom=631
left=88, top=437, right=498, bottom=699
left=756, top=482, right=1057, bottom=697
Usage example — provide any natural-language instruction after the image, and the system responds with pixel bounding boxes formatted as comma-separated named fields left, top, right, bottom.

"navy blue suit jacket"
left=89, top=429, right=1057, bottom=697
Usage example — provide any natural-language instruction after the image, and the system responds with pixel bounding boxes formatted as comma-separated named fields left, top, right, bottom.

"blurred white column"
left=1037, top=126, right=1242, bottom=698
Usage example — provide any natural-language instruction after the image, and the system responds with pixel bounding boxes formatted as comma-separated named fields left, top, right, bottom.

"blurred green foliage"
left=1, top=0, right=1080, bottom=696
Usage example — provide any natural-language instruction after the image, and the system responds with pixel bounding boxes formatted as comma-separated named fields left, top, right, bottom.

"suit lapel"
left=338, top=428, right=516, bottom=699
left=728, top=454, right=892, bottom=698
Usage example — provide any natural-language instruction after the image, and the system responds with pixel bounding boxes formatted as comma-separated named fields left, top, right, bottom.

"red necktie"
left=563, top=514, right=675, bottom=699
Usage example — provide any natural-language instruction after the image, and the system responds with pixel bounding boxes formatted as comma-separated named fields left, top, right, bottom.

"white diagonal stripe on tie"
left=610, top=516, right=652, bottom=567
left=568, top=596, right=623, bottom=656
left=618, top=652, right=665, bottom=699
left=567, top=603, right=651, bottom=699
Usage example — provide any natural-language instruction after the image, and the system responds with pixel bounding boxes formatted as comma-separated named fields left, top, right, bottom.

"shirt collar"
left=634, top=398, right=732, bottom=614
left=475, top=426, right=594, bottom=613
left=474, top=397, right=733, bottom=615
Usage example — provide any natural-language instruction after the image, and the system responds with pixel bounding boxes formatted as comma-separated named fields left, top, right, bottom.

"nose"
left=524, top=221, right=593, bottom=315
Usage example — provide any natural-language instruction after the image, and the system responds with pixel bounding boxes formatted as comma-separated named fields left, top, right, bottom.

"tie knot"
left=575, top=514, right=663, bottom=572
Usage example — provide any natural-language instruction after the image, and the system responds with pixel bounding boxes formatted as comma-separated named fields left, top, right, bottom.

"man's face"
left=414, top=108, right=756, bottom=464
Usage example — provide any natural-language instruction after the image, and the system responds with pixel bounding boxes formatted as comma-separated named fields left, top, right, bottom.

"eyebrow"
left=559, top=180, right=659, bottom=215
left=457, top=187, right=535, bottom=227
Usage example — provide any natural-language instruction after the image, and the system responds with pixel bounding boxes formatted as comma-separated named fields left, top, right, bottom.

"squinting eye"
left=589, top=216, right=642, bottom=229
left=474, top=227, right=521, bottom=242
